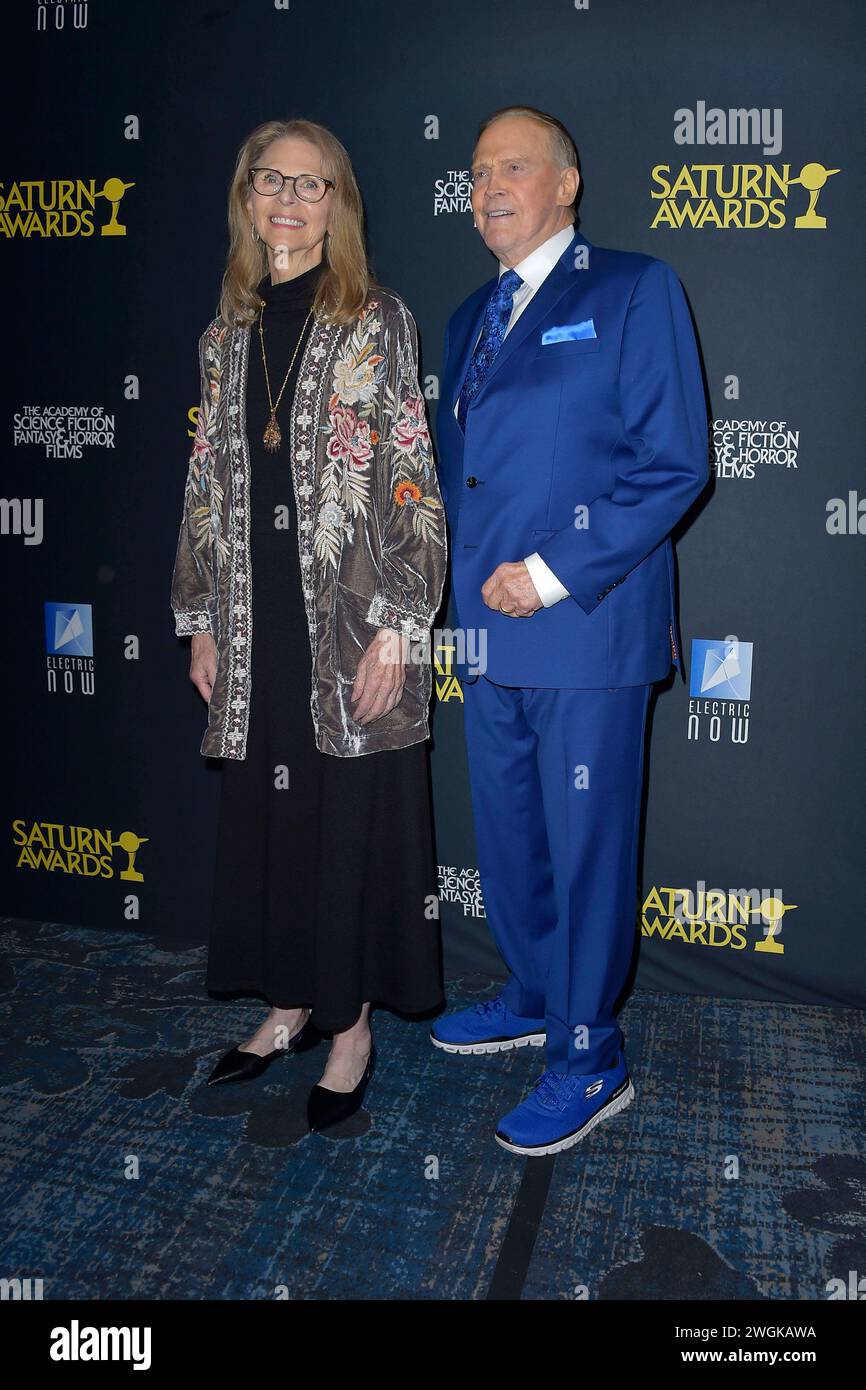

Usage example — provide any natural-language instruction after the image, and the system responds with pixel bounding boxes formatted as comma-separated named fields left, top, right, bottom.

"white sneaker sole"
left=494, top=1079, right=635, bottom=1156
left=430, top=1031, right=546, bottom=1055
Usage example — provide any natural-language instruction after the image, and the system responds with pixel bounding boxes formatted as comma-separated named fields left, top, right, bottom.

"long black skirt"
left=205, top=500, right=444, bottom=1035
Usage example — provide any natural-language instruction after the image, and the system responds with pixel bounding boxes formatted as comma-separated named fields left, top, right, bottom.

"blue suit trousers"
left=461, top=674, right=653, bottom=1074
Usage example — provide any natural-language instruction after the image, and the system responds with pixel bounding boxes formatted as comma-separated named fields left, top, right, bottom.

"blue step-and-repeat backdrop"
left=4, top=0, right=864, bottom=1009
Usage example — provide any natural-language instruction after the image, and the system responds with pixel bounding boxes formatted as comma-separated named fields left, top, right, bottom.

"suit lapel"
left=445, top=230, right=593, bottom=422
left=471, top=231, right=590, bottom=398
left=447, top=280, right=495, bottom=416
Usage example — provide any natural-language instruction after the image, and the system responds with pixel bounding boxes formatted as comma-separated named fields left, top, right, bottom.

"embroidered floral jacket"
left=170, top=288, right=447, bottom=758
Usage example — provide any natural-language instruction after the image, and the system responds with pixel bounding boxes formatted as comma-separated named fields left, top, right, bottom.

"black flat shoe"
left=307, top=1043, right=376, bottom=1132
left=207, top=1014, right=313, bottom=1086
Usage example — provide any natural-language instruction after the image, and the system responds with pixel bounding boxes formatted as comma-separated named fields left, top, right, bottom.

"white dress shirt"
left=455, top=223, right=575, bottom=607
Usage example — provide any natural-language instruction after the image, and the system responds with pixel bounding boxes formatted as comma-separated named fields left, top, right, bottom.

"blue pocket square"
left=541, top=318, right=597, bottom=344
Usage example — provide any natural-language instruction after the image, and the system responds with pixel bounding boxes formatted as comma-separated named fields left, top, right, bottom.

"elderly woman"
left=170, top=118, right=447, bottom=1132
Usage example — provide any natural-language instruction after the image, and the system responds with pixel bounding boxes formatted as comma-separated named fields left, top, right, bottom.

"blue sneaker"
left=430, top=993, right=546, bottom=1054
left=494, top=1052, right=634, bottom=1156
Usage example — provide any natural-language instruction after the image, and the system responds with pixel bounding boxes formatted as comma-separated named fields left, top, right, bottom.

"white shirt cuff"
left=523, top=551, right=570, bottom=607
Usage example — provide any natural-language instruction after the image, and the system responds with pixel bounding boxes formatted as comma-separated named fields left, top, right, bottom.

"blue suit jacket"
left=436, top=230, right=709, bottom=687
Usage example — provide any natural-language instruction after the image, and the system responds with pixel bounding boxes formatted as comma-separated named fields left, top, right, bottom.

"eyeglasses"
left=248, top=168, right=335, bottom=202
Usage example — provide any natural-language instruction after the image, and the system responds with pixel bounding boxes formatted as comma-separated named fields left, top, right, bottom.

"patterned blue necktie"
left=457, top=267, right=523, bottom=431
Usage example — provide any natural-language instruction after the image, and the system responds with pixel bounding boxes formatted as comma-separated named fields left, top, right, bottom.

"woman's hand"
left=189, top=630, right=218, bottom=704
left=351, top=627, right=409, bottom=724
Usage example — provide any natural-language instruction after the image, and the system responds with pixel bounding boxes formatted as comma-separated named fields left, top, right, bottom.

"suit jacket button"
left=466, top=476, right=478, bottom=488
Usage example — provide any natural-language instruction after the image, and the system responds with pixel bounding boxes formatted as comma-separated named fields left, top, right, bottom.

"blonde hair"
left=474, top=105, right=580, bottom=222
left=219, top=118, right=370, bottom=327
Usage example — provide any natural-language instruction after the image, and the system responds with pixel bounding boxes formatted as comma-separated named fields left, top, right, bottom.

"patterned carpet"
left=0, top=917, right=863, bottom=1300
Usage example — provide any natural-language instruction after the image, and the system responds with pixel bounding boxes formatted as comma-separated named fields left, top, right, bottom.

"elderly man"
left=432, top=106, right=708, bottom=1156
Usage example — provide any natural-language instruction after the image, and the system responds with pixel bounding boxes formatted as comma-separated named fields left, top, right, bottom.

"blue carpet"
left=0, top=918, right=863, bottom=1300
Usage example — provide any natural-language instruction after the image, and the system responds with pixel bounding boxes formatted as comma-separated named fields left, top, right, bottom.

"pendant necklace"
left=258, top=299, right=314, bottom=452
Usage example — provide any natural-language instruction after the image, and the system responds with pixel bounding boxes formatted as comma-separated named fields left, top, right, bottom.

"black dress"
left=206, top=263, right=444, bottom=1034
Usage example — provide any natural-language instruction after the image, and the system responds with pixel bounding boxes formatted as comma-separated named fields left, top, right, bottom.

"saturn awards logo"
left=651, top=103, right=839, bottom=230
left=0, top=177, right=135, bottom=238
left=13, top=818, right=148, bottom=881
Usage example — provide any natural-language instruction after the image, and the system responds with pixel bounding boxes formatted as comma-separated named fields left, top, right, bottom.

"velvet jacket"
left=170, top=287, right=447, bottom=758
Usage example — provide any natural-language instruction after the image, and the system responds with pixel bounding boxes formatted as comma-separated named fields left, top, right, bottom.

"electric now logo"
left=49, top=1320, right=151, bottom=1370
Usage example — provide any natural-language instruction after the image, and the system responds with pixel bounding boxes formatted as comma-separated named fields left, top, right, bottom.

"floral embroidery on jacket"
left=171, top=322, right=229, bottom=635
left=314, top=300, right=384, bottom=567
left=197, top=329, right=230, bottom=576
left=386, top=393, right=440, bottom=545
left=314, top=299, right=443, bottom=572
